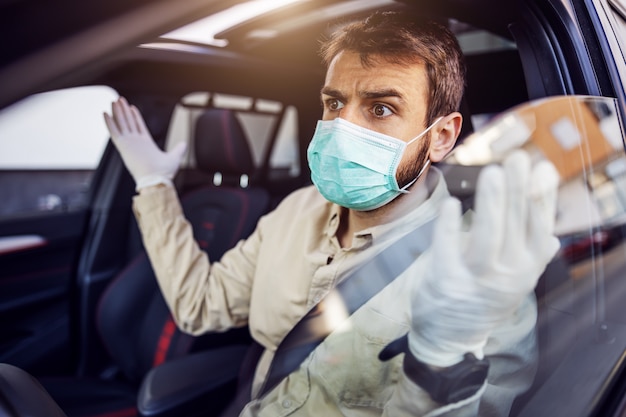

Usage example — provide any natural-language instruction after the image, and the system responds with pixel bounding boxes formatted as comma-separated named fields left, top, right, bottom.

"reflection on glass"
left=440, top=95, right=626, bottom=417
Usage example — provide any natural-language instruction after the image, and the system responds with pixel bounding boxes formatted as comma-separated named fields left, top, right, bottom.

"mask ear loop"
left=398, top=116, right=443, bottom=193
left=399, top=159, right=431, bottom=193
left=406, top=116, right=444, bottom=146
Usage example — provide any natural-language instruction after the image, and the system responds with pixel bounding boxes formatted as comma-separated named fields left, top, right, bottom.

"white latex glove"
left=104, top=97, right=186, bottom=191
left=409, top=150, right=560, bottom=367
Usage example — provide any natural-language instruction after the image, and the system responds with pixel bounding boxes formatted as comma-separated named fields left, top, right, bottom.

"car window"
left=442, top=95, right=626, bottom=416
left=0, top=86, right=119, bottom=218
left=608, top=0, right=626, bottom=39
left=448, top=23, right=528, bottom=135
left=165, top=92, right=300, bottom=180
left=592, top=0, right=626, bottom=90
left=454, top=22, right=516, bottom=55
left=608, top=0, right=626, bottom=74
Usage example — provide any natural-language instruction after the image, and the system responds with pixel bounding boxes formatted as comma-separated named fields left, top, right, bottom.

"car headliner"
left=0, top=0, right=524, bottom=110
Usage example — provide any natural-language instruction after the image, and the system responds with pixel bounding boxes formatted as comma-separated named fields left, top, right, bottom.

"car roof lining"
left=0, top=0, right=579, bottom=118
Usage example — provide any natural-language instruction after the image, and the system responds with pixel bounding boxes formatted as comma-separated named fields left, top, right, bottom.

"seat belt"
left=257, top=216, right=436, bottom=398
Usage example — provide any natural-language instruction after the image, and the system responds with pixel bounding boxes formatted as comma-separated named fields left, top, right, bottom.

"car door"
left=0, top=86, right=118, bottom=375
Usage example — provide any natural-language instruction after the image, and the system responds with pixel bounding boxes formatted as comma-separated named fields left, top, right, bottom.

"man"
left=105, top=11, right=559, bottom=416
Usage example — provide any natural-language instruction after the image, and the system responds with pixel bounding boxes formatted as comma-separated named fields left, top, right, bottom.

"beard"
left=396, top=133, right=431, bottom=188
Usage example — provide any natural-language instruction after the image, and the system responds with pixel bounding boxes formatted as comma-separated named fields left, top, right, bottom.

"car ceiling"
left=0, top=0, right=522, bottom=110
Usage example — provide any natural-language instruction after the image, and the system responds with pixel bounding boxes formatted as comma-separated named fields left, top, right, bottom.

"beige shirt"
left=132, top=167, right=537, bottom=416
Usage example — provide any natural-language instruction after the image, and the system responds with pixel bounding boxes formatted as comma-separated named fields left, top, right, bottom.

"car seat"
left=0, top=363, right=68, bottom=417
left=39, top=108, right=270, bottom=417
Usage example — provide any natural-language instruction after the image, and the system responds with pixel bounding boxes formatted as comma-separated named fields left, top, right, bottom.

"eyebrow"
left=320, top=86, right=405, bottom=102
left=320, top=87, right=346, bottom=102
left=360, top=88, right=405, bottom=101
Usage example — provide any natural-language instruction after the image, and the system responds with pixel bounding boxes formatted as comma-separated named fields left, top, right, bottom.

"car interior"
left=1, top=0, right=625, bottom=416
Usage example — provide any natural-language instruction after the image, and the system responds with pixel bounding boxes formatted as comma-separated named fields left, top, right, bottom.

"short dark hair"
left=320, top=11, right=466, bottom=125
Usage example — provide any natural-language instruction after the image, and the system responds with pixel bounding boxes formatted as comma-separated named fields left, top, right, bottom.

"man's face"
left=321, top=50, right=432, bottom=188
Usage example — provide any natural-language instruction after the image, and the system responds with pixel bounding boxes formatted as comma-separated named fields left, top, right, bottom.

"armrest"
left=138, top=344, right=249, bottom=417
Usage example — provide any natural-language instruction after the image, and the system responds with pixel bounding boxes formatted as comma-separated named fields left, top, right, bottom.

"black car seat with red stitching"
left=39, top=108, right=270, bottom=417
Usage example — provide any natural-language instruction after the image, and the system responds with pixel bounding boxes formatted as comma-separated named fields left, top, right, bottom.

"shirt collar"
left=323, top=166, right=450, bottom=246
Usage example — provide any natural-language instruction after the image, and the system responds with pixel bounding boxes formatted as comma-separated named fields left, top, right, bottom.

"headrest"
left=194, top=109, right=255, bottom=176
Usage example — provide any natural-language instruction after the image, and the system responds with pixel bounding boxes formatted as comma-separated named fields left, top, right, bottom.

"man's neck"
left=336, top=169, right=433, bottom=248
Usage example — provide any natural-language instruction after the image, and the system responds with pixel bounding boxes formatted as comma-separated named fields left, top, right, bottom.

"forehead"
left=324, top=51, right=428, bottom=102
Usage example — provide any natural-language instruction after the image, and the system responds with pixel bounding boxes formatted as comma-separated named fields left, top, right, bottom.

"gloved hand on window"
left=408, top=150, right=560, bottom=367
left=104, top=97, right=186, bottom=191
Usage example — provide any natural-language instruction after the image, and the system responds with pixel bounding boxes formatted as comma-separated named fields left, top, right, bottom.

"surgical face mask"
left=307, top=117, right=442, bottom=211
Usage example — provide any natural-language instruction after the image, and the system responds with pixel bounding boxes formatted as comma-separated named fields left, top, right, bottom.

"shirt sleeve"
left=132, top=184, right=260, bottom=335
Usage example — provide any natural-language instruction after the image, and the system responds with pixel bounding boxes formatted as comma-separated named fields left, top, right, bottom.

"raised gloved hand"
left=104, top=97, right=186, bottom=191
left=408, top=150, right=560, bottom=367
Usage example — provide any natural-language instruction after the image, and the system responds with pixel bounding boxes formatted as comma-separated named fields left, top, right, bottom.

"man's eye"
left=372, top=104, right=393, bottom=117
left=327, top=99, right=344, bottom=111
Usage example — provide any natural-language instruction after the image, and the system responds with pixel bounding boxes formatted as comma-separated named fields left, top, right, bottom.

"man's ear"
left=429, top=112, right=463, bottom=163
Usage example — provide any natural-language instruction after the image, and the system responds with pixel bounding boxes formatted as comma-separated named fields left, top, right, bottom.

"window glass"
left=0, top=86, right=119, bottom=218
left=270, top=106, right=300, bottom=178
left=449, top=22, right=527, bottom=138
left=608, top=0, right=626, bottom=23
left=600, top=0, right=626, bottom=88
left=0, top=86, right=117, bottom=169
left=166, top=92, right=300, bottom=182
left=237, top=112, right=277, bottom=166
left=442, top=95, right=626, bottom=416
left=213, top=93, right=254, bottom=110
left=451, top=21, right=516, bottom=55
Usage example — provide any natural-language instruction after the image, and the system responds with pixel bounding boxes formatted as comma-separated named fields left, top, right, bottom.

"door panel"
left=0, top=85, right=118, bottom=375
left=0, top=210, right=88, bottom=375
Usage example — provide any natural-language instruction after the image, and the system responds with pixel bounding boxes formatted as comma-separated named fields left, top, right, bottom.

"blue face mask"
left=307, top=117, right=441, bottom=211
